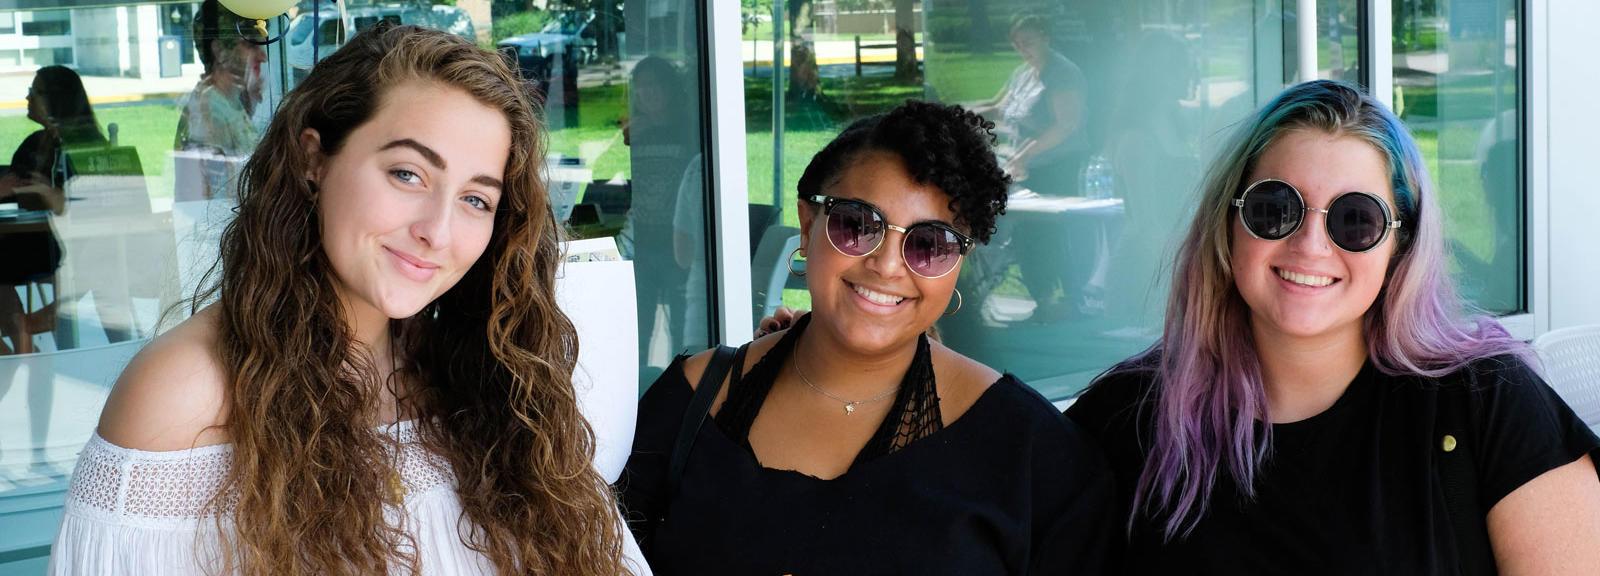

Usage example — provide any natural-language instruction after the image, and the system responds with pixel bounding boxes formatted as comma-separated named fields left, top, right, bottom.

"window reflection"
left=747, top=1, right=1286, bottom=398
left=1394, top=0, right=1522, bottom=314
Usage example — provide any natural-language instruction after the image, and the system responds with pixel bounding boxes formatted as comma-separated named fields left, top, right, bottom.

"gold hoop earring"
left=787, top=247, right=806, bottom=277
left=944, top=288, right=963, bottom=316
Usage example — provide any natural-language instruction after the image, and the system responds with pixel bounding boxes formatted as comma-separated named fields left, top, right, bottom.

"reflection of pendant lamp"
left=218, top=0, right=297, bottom=42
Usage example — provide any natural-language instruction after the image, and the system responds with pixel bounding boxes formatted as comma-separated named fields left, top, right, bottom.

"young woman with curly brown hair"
left=48, top=24, right=641, bottom=575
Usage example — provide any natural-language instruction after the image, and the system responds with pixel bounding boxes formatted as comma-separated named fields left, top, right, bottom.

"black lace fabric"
left=714, top=314, right=944, bottom=467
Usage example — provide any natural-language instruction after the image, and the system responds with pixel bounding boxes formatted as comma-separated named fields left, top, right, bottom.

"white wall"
left=1538, top=0, right=1600, bottom=330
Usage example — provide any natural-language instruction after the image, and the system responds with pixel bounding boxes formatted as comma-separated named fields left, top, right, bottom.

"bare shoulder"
left=930, top=340, right=1003, bottom=423
left=97, top=306, right=231, bottom=451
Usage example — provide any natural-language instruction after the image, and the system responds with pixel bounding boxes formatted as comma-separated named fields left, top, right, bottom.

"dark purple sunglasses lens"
left=826, top=200, right=883, bottom=256
left=1328, top=193, right=1387, bottom=251
left=904, top=226, right=964, bottom=277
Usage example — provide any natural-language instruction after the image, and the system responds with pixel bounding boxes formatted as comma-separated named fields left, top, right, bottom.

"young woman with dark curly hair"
left=48, top=25, right=643, bottom=575
left=619, top=100, right=1115, bottom=574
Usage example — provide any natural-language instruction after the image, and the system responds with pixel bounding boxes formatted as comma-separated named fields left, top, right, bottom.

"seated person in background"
left=2, top=65, right=106, bottom=211
left=620, top=101, right=1115, bottom=574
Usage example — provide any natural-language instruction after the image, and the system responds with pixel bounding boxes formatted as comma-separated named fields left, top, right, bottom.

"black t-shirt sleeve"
left=1029, top=414, right=1118, bottom=575
left=8, top=130, right=45, bottom=179
left=616, top=355, right=694, bottom=556
left=1466, top=355, right=1600, bottom=510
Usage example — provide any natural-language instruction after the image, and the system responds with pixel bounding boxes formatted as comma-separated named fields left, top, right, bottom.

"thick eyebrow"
left=471, top=175, right=504, bottom=190
left=381, top=138, right=503, bottom=191
left=379, top=139, right=446, bottom=170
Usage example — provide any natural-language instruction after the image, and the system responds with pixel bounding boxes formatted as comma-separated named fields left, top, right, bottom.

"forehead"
left=1250, top=129, right=1395, bottom=206
left=358, top=82, right=511, bottom=165
left=827, top=150, right=956, bottom=224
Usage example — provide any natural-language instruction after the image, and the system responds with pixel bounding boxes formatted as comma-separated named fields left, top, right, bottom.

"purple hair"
left=1126, top=80, right=1529, bottom=539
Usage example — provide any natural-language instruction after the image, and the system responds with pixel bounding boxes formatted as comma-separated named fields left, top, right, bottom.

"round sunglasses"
left=804, top=194, right=975, bottom=279
left=1232, top=179, right=1403, bottom=253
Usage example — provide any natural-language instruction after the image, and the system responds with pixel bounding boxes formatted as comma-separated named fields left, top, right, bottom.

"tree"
left=893, top=0, right=917, bottom=82
left=786, top=0, right=822, bottom=98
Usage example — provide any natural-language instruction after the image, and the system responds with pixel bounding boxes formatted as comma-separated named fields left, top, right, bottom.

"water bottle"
left=1082, top=154, right=1114, bottom=200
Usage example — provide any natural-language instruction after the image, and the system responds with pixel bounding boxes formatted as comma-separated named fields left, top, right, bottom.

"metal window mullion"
left=706, top=0, right=754, bottom=344
left=1366, top=0, right=1394, bottom=109
left=1525, top=0, right=1549, bottom=336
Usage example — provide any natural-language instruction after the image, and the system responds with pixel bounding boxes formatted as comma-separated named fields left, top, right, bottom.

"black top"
left=714, top=314, right=947, bottom=465
left=1065, top=354, right=1600, bottom=575
left=619, top=326, right=1117, bottom=575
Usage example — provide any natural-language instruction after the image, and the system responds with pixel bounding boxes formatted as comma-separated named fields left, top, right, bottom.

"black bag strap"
left=667, top=344, right=746, bottom=498
left=1435, top=378, right=1497, bottom=576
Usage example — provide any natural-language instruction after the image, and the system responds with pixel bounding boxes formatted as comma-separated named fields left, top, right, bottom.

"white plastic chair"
left=1532, top=325, right=1600, bottom=434
left=749, top=225, right=800, bottom=326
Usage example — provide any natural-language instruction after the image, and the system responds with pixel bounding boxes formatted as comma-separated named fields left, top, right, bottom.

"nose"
left=410, top=195, right=454, bottom=250
left=1289, top=207, right=1334, bottom=255
left=863, top=225, right=910, bottom=279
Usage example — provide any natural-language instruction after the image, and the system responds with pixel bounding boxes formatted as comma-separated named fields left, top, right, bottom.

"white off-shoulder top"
left=47, top=420, right=651, bottom=575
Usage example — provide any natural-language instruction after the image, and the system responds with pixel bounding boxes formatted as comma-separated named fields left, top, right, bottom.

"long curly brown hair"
left=192, top=24, right=626, bottom=575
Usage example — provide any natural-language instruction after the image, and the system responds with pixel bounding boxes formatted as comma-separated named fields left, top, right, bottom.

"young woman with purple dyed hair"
left=1065, top=79, right=1600, bottom=574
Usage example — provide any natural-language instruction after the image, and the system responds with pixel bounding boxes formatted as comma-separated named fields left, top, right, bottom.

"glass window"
left=288, top=0, right=715, bottom=388
left=21, top=11, right=71, bottom=37
left=2, top=3, right=217, bottom=565
left=746, top=0, right=1351, bottom=400
left=1394, top=0, right=1522, bottom=314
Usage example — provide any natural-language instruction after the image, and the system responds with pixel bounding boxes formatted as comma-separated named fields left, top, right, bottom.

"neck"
left=791, top=317, right=919, bottom=400
left=339, top=288, right=404, bottom=422
left=1253, top=319, right=1368, bottom=424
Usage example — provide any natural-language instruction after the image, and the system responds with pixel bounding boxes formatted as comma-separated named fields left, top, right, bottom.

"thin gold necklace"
left=791, top=359, right=899, bottom=415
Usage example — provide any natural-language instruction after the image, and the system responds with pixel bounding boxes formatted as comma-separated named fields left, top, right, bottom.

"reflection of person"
left=3, top=65, right=104, bottom=356
left=174, top=0, right=266, bottom=198
left=1103, top=31, right=1200, bottom=325
left=1, top=65, right=106, bottom=208
left=625, top=56, right=697, bottom=368
left=621, top=101, right=1114, bottom=573
left=1068, top=81, right=1600, bottom=572
left=51, top=25, right=641, bottom=575
left=970, top=15, right=1089, bottom=322
left=970, top=16, right=1087, bottom=191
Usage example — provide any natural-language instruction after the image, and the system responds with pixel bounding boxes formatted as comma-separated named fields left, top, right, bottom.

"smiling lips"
left=1275, top=266, right=1338, bottom=288
left=848, top=280, right=911, bottom=308
left=386, top=246, right=439, bottom=282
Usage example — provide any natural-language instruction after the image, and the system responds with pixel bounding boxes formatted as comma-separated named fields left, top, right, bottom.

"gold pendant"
left=844, top=403, right=857, bottom=415
left=389, top=472, right=407, bottom=500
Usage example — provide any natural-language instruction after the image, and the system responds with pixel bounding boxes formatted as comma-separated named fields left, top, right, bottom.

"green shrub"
left=492, top=10, right=552, bottom=44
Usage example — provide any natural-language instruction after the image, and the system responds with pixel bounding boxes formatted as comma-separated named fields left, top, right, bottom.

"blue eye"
left=463, top=195, right=493, bottom=212
left=390, top=169, right=421, bottom=185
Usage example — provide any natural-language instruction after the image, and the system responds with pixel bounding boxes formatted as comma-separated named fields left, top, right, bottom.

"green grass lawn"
left=1, top=100, right=183, bottom=200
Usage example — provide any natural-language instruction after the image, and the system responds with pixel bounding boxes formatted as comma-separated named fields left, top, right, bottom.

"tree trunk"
left=787, top=0, right=822, bottom=98
left=894, top=0, right=918, bottom=82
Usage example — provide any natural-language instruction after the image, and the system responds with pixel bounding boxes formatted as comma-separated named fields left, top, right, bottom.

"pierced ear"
left=795, top=197, right=816, bottom=256
left=299, top=128, right=325, bottom=183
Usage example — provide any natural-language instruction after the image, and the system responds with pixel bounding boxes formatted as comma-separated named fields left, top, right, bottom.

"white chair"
left=749, top=225, right=800, bottom=327
left=1532, top=325, right=1600, bottom=434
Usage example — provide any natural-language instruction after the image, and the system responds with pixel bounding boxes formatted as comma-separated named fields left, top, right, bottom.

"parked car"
left=496, top=11, right=598, bottom=111
left=285, top=0, right=475, bottom=74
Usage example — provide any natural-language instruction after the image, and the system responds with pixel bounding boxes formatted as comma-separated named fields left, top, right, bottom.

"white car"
left=285, top=0, right=475, bottom=72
